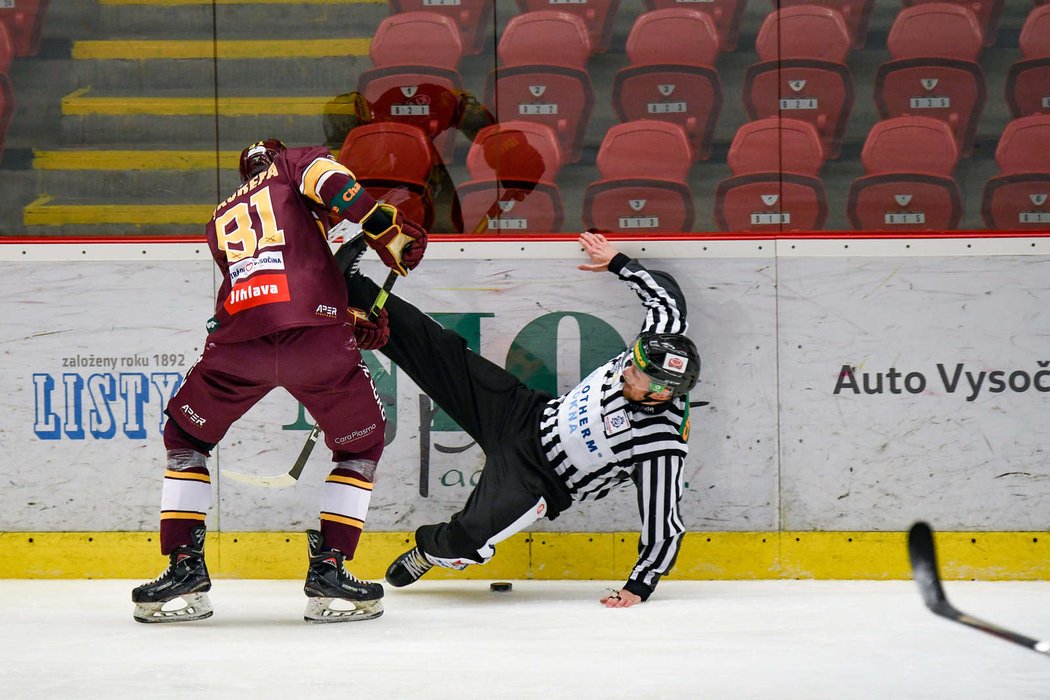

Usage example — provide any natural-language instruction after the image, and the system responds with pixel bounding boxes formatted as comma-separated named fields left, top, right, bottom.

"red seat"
left=714, top=118, right=829, bottom=232
left=0, top=0, right=48, bottom=57
left=981, top=115, right=1050, bottom=229
left=743, top=7, right=855, bottom=159
left=1006, top=4, right=1050, bottom=117
left=484, top=11, right=594, bottom=163
left=902, top=0, right=1004, bottom=46
left=773, top=0, right=875, bottom=49
left=583, top=121, right=695, bottom=233
left=515, top=0, right=620, bottom=53
left=847, top=116, right=963, bottom=230
left=458, top=121, right=565, bottom=233
left=336, top=122, right=439, bottom=231
left=357, top=12, right=466, bottom=163
left=874, top=3, right=987, bottom=157
left=643, top=0, right=746, bottom=51
left=611, top=9, right=722, bottom=161
left=388, top=0, right=493, bottom=55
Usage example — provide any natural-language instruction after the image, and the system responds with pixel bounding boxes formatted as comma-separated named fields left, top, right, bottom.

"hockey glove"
left=361, top=203, right=428, bottom=276
left=401, top=219, right=428, bottom=270
left=349, top=306, right=390, bottom=350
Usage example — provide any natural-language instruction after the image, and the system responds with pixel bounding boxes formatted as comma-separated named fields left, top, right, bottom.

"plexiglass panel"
left=0, top=1, right=1041, bottom=236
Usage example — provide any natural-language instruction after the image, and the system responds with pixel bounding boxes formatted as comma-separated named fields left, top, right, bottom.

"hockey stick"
left=907, top=521, right=1050, bottom=656
left=222, top=236, right=398, bottom=488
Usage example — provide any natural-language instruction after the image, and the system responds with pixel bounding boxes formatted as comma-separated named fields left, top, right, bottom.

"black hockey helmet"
left=238, top=139, right=286, bottom=182
left=629, top=332, right=700, bottom=397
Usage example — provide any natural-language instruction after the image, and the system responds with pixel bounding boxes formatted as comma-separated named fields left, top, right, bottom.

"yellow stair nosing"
left=73, top=38, right=371, bottom=60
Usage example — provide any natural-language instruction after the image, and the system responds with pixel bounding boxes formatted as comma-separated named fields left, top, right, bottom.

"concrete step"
left=73, top=54, right=373, bottom=92
left=21, top=195, right=211, bottom=236
left=56, top=87, right=350, bottom=144
left=93, top=0, right=388, bottom=38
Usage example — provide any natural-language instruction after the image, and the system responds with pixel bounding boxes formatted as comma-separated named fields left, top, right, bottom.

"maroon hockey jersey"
left=205, top=146, right=355, bottom=343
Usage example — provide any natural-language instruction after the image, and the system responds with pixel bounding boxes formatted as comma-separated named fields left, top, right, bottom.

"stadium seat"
left=388, top=0, right=494, bottom=55
left=0, top=0, right=48, bottom=57
left=458, top=121, right=565, bottom=233
left=773, top=0, right=876, bottom=49
left=611, top=9, right=722, bottom=161
left=484, top=11, right=595, bottom=163
left=901, top=0, right=1004, bottom=47
left=336, top=122, right=439, bottom=231
left=874, top=3, right=986, bottom=157
left=357, top=12, right=466, bottom=163
left=847, top=116, right=963, bottom=230
left=643, top=0, right=746, bottom=51
left=981, top=115, right=1050, bottom=229
left=1006, top=4, right=1050, bottom=118
left=515, top=0, right=620, bottom=53
left=714, top=118, right=829, bottom=232
left=583, top=121, right=695, bottom=233
left=743, top=6, right=854, bottom=159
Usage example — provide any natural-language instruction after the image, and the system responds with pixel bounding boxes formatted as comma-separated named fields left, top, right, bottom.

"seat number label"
left=779, top=98, right=817, bottom=110
left=520, top=104, right=558, bottom=115
left=909, top=97, right=950, bottom=109
left=487, top=217, right=528, bottom=230
left=618, top=216, right=659, bottom=229
left=390, top=105, right=430, bottom=116
left=751, top=213, right=791, bottom=225
left=647, top=102, right=687, bottom=114
left=884, top=212, right=926, bottom=224
left=1020, top=212, right=1050, bottom=223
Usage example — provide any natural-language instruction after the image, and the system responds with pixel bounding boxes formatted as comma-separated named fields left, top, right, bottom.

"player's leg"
left=132, top=339, right=273, bottom=623
left=346, top=271, right=540, bottom=449
left=281, top=324, right=386, bottom=621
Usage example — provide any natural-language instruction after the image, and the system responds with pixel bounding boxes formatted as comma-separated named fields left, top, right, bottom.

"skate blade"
left=133, top=593, right=214, bottom=624
left=303, top=596, right=383, bottom=623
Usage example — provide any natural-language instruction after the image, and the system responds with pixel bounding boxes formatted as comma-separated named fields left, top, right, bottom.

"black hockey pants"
left=347, top=273, right=573, bottom=563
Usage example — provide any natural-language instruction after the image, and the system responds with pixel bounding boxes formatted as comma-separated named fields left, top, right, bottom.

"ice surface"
left=1, top=579, right=1048, bottom=699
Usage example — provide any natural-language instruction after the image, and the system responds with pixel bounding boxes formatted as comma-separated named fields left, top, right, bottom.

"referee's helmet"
left=629, top=333, right=701, bottom=397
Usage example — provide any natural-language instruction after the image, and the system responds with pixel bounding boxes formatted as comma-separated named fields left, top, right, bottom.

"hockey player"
left=131, top=139, right=427, bottom=624
left=343, top=231, right=699, bottom=608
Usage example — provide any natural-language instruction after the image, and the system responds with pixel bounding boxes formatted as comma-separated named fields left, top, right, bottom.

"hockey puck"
left=490, top=582, right=513, bottom=592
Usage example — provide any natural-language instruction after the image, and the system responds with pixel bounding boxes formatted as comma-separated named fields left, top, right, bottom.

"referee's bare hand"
left=577, top=231, right=618, bottom=272
left=600, top=588, right=641, bottom=608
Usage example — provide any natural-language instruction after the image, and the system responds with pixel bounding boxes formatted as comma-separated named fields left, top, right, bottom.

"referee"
left=345, top=231, right=700, bottom=607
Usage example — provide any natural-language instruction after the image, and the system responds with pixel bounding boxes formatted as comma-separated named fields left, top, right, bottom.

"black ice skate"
left=132, top=525, right=213, bottom=623
left=303, top=529, right=384, bottom=622
left=385, top=546, right=436, bottom=587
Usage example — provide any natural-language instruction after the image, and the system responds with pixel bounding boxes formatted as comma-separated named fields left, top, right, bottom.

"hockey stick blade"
left=908, top=521, right=1050, bottom=656
left=222, top=424, right=322, bottom=489
left=221, top=469, right=298, bottom=489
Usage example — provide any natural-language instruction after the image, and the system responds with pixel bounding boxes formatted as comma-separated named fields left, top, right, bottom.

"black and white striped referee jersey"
left=538, top=253, right=692, bottom=601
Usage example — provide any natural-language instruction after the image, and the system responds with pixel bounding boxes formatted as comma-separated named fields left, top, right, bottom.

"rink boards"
left=2, top=235, right=1048, bottom=579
